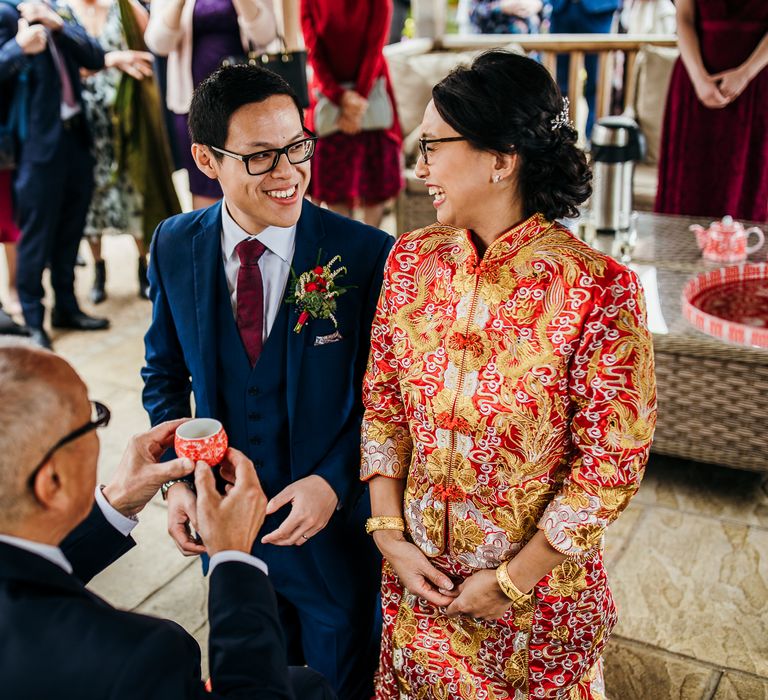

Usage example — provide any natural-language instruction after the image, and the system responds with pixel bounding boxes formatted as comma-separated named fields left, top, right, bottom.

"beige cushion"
left=634, top=44, right=679, bottom=164
left=387, top=50, right=482, bottom=143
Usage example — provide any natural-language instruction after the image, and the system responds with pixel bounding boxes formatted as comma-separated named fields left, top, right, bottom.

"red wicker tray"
left=682, top=263, right=768, bottom=349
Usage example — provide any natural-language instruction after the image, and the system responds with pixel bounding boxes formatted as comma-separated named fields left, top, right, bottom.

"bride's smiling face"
left=413, top=101, right=509, bottom=233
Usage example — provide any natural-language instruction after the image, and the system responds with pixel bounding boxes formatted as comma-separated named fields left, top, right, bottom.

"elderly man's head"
left=0, top=340, right=99, bottom=540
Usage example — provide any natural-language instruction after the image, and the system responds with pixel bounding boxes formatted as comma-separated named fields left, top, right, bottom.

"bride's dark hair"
left=432, top=50, right=592, bottom=221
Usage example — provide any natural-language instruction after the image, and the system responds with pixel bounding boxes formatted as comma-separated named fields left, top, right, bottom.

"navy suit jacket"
left=0, top=506, right=302, bottom=699
left=0, top=1, right=104, bottom=163
left=142, top=199, right=393, bottom=512
left=550, top=0, right=619, bottom=16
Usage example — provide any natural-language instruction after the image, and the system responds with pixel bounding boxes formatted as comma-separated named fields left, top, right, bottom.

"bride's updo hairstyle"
left=431, top=50, right=592, bottom=222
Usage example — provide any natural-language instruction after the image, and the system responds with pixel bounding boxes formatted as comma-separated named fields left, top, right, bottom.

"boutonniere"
left=57, top=5, right=74, bottom=22
left=286, top=252, right=351, bottom=333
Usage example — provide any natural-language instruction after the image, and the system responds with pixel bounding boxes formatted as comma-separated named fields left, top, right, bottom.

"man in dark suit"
left=0, top=341, right=334, bottom=699
left=0, top=0, right=109, bottom=350
left=550, top=0, right=620, bottom=137
left=142, top=65, right=392, bottom=700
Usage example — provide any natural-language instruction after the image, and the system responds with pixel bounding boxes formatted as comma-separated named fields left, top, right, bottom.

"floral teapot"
left=690, top=216, right=764, bottom=263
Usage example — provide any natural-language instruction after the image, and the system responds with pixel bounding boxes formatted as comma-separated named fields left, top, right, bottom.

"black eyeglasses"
left=418, top=136, right=467, bottom=165
left=209, top=130, right=318, bottom=176
left=27, top=400, right=111, bottom=489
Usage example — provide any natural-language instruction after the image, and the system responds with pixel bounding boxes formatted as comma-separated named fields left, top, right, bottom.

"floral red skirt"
left=309, top=130, right=403, bottom=207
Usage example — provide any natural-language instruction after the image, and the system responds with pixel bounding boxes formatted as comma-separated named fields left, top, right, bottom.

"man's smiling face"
left=203, top=94, right=311, bottom=234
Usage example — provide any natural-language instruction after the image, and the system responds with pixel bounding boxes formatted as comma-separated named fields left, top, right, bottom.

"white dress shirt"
left=220, top=201, right=297, bottom=339
left=0, top=485, right=268, bottom=577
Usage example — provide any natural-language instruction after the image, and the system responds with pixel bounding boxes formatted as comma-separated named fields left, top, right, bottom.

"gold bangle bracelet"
left=496, top=561, right=530, bottom=606
left=365, top=516, right=405, bottom=535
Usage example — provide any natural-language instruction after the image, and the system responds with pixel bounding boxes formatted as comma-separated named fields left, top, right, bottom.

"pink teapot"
left=690, top=216, right=764, bottom=263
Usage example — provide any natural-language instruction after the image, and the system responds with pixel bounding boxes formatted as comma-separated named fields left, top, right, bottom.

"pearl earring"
left=493, top=175, right=501, bottom=183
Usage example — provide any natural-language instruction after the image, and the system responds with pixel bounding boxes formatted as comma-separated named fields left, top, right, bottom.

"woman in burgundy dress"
left=302, top=0, right=403, bottom=228
left=655, top=0, right=768, bottom=222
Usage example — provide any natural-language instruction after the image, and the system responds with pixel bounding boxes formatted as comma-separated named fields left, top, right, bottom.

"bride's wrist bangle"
left=496, top=561, right=530, bottom=606
left=365, top=516, right=405, bottom=535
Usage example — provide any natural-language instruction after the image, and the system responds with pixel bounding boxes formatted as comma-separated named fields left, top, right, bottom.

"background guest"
left=72, top=0, right=180, bottom=303
left=145, top=0, right=277, bottom=210
left=388, top=0, right=409, bottom=44
left=469, top=0, right=544, bottom=35
left=550, top=0, right=619, bottom=137
left=655, top=0, right=768, bottom=221
left=301, top=0, right=402, bottom=228
left=0, top=0, right=109, bottom=350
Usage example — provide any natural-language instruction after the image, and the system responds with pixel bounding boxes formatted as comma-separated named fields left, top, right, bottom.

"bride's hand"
left=373, top=530, right=459, bottom=608
left=445, top=569, right=514, bottom=621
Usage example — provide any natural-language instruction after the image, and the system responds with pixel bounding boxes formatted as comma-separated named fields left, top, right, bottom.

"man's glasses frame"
left=208, top=130, right=318, bottom=176
left=418, top=136, right=467, bottom=165
left=27, top=400, right=111, bottom=488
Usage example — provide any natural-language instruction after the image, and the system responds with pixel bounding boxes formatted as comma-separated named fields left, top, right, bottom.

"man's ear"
left=30, top=459, right=63, bottom=509
left=191, top=144, right=220, bottom=181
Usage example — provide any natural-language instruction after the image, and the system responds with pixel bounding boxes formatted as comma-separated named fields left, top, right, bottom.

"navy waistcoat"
left=214, top=260, right=292, bottom=503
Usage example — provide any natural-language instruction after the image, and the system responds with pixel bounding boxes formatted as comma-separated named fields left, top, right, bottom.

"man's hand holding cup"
left=195, top=448, right=267, bottom=556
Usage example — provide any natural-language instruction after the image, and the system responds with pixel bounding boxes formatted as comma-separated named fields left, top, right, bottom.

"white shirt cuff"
left=209, top=551, right=269, bottom=577
left=95, top=485, right=139, bottom=537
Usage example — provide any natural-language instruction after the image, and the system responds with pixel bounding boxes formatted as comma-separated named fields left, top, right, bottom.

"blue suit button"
left=248, top=412, right=262, bottom=421
left=249, top=436, right=262, bottom=445
left=248, top=387, right=260, bottom=396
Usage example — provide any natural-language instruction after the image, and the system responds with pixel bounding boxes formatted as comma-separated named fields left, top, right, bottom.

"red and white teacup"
left=175, top=418, right=228, bottom=465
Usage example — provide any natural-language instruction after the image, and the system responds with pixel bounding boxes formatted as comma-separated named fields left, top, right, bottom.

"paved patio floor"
left=7, top=231, right=767, bottom=700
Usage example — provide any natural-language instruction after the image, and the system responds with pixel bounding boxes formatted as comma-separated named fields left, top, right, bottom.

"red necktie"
left=235, top=239, right=267, bottom=366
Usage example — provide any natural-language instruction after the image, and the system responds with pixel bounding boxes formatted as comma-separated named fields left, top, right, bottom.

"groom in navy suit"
left=142, top=65, right=392, bottom=700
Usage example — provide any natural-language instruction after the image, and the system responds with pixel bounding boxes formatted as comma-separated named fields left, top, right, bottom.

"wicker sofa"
left=384, top=38, right=680, bottom=234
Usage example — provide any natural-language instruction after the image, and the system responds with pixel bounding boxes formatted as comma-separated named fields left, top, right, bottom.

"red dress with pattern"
left=301, top=0, right=403, bottom=206
left=361, top=215, right=657, bottom=699
left=655, top=0, right=768, bottom=221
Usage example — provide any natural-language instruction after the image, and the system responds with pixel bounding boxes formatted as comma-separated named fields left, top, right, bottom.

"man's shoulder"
left=302, top=204, right=392, bottom=244
left=152, top=204, right=220, bottom=252
left=306, top=202, right=393, bottom=260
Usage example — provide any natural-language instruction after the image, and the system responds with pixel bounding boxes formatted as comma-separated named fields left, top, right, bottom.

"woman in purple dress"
left=145, top=0, right=276, bottom=209
left=655, top=0, right=768, bottom=222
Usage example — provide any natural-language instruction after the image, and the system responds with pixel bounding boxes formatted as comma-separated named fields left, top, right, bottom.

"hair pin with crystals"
left=550, top=97, right=574, bottom=132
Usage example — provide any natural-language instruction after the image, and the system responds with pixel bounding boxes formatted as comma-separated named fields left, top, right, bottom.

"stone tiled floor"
left=7, top=232, right=767, bottom=699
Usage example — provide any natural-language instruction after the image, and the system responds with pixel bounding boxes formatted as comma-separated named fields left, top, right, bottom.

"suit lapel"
left=286, top=200, right=326, bottom=430
left=192, top=202, right=223, bottom=416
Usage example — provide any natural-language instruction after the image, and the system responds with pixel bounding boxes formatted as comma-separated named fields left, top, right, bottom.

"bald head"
left=0, top=339, right=88, bottom=525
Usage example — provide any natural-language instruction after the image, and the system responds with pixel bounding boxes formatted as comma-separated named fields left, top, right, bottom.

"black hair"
left=188, top=64, right=304, bottom=155
left=432, top=50, right=591, bottom=221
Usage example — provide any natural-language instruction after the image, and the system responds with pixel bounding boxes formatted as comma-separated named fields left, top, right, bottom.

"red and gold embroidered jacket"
left=361, top=215, right=657, bottom=567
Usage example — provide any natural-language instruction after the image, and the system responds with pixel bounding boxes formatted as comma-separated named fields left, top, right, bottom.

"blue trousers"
left=551, top=4, right=616, bottom=138
left=14, top=120, right=94, bottom=329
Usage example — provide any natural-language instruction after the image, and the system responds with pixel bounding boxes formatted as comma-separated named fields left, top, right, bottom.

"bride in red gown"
left=655, top=0, right=768, bottom=222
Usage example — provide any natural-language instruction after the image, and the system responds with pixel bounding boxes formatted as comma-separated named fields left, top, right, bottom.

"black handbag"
left=222, top=36, right=309, bottom=109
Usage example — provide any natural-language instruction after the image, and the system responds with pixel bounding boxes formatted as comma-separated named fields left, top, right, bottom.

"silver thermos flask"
left=589, top=116, right=644, bottom=235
